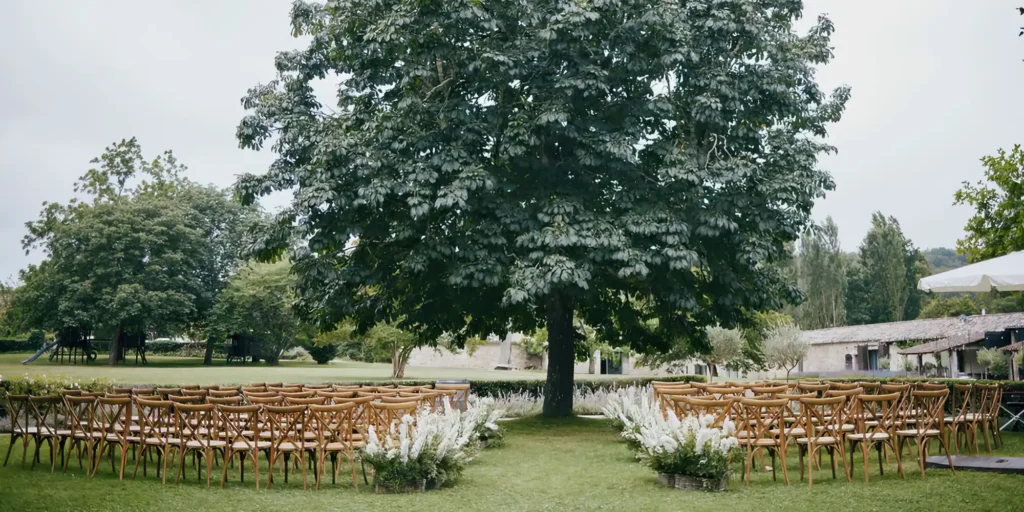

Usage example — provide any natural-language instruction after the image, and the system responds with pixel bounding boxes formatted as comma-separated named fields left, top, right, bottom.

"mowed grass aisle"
left=1, top=418, right=1023, bottom=512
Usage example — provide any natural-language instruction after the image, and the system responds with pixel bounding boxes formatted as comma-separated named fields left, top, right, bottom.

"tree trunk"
left=588, top=355, right=597, bottom=375
left=543, top=293, right=575, bottom=417
left=108, top=326, right=123, bottom=366
left=203, top=335, right=215, bottom=366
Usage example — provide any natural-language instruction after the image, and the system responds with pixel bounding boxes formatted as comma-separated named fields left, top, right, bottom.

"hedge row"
left=0, top=339, right=43, bottom=353
left=0, top=339, right=230, bottom=359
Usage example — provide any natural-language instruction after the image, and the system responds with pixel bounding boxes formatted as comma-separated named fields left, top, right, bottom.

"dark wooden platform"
left=925, top=455, right=1024, bottom=475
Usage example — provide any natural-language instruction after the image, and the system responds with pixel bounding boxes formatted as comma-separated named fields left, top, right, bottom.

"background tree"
left=918, top=295, right=981, bottom=319
left=18, top=138, right=248, bottom=363
left=763, top=322, right=808, bottom=381
left=363, top=323, right=421, bottom=379
left=976, top=347, right=1009, bottom=380
left=955, top=145, right=1024, bottom=263
left=736, top=310, right=792, bottom=373
left=703, top=327, right=744, bottom=382
left=235, top=0, right=848, bottom=416
left=797, top=217, right=847, bottom=329
left=845, top=213, right=928, bottom=324
left=210, top=262, right=298, bottom=366
left=921, top=248, right=967, bottom=273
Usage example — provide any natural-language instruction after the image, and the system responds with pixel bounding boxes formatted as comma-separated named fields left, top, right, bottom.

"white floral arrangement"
left=466, top=396, right=505, bottom=444
left=600, top=385, right=659, bottom=446
left=486, top=391, right=541, bottom=418
left=634, top=408, right=738, bottom=480
left=363, top=400, right=485, bottom=490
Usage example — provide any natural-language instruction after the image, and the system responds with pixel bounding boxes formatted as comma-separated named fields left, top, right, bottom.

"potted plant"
left=634, top=411, right=738, bottom=492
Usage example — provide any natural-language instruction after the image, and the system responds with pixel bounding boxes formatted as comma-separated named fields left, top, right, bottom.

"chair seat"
left=13, top=426, right=41, bottom=435
left=770, top=427, right=805, bottom=437
left=231, top=440, right=271, bottom=450
left=55, top=429, right=73, bottom=436
left=847, top=432, right=890, bottom=441
left=741, top=438, right=781, bottom=447
left=824, top=424, right=856, bottom=432
left=185, top=440, right=227, bottom=449
left=274, top=442, right=318, bottom=452
left=896, top=428, right=940, bottom=437
left=322, top=442, right=353, bottom=451
left=796, top=436, right=838, bottom=445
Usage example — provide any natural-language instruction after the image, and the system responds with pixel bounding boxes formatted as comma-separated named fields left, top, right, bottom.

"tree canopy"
left=15, top=138, right=250, bottom=363
left=955, top=145, right=1024, bottom=263
left=845, top=213, right=928, bottom=325
left=797, top=217, right=847, bottom=329
left=210, top=261, right=301, bottom=365
left=236, top=0, right=848, bottom=415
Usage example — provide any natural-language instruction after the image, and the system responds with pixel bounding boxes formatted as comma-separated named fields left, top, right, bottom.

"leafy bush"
left=635, top=412, right=738, bottom=480
left=0, top=339, right=41, bottom=353
left=280, top=346, right=312, bottom=362
left=27, top=331, right=46, bottom=345
left=307, top=343, right=338, bottom=365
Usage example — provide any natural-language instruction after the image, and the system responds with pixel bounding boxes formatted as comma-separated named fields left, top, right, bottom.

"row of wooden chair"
left=2, top=382, right=472, bottom=489
left=649, top=380, right=1005, bottom=486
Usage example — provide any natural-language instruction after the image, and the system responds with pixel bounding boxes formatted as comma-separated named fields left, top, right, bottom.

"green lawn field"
left=1, top=417, right=1022, bottom=512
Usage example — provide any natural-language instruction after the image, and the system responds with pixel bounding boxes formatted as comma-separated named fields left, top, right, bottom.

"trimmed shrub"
left=0, top=339, right=41, bottom=353
left=307, top=343, right=338, bottom=365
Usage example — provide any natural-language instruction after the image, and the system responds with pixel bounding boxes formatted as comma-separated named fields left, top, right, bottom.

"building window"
left=845, top=354, right=853, bottom=370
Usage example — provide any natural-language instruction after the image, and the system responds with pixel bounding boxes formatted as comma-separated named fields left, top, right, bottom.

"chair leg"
left=938, top=434, right=955, bottom=473
left=837, top=442, right=851, bottom=482
left=132, top=446, right=146, bottom=479
left=778, top=444, right=790, bottom=486
left=861, top=442, right=870, bottom=484
left=829, top=447, right=836, bottom=480
left=2, top=433, right=17, bottom=467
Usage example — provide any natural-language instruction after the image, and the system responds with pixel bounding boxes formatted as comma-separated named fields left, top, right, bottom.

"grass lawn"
left=1, top=417, right=1022, bottom=511
left=0, top=353, right=552, bottom=385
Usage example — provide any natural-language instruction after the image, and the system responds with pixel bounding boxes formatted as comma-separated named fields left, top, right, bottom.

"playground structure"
left=20, top=328, right=98, bottom=365
left=226, top=333, right=261, bottom=364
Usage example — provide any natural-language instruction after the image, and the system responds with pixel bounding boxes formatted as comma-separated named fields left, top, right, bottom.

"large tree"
left=18, top=138, right=248, bottom=363
left=797, top=217, right=847, bottom=329
left=954, top=145, right=1024, bottom=263
left=846, top=213, right=928, bottom=325
left=236, top=0, right=849, bottom=416
left=210, top=262, right=300, bottom=366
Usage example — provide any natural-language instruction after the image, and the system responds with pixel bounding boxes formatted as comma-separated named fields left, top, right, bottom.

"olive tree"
left=763, top=323, right=808, bottom=381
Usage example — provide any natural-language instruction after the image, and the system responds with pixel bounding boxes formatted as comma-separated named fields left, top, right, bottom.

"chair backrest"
left=181, top=389, right=209, bottom=399
left=286, top=396, right=327, bottom=406
left=218, top=404, right=261, bottom=451
left=96, top=396, right=133, bottom=443
left=113, top=387, right=134, bottom=395
left=660, top=388, right=700, bottom=415
left=336, top=395, right=375, bottom=434
left=246, top=395, right=285, bottom=406
left=135, top=399, right=173, bottom=443
left=915, top=382, right=947, bottom=392
left=264, top=405, right=308, bottom=450
left=396, top=385, right=433, bottom=392
left=825, top=382, right=861, bottom=391
left=279, top=390, right=315, bottom=400
left=854, top=392, right=901, bottom=436
left=132, top=387, right=155, bottom=396
left=706, top=386, right=744, bottom=399
left=677, top=397, right=736, bottom=427
left=199, top=384, right=220, bottom=391
left=168, top=395, right=203, bottom=404
left=64, top=395, right=97, bottom=438
left=180, top=385, right=200, bottom=391
left=738, top=398, right=789, bottom=441
left=309, top=402, right=358, bottom=447
left=28, top=395, right=62, bottom=436
left=950, top=384, right=973, bottom=423
left=61, top=389, right=83, bottom=397
left=207, top=396, right=244, bottom=406
left=219, top=385, right=242, bottom=392
left=434, top=383, right=470, bottom=410
left=156, top=388, right=181, bottom=400
left=796, top=382, right=830, bottom=397
left=799, top=396, right=846, bottom=442
left=367, top=401, right=419, bottom=438
left=303, top=384, right=331, bottom=390
left=824, top=387, right=864, bottom=417
left=209, top=389, right=241, bottom=398
left=332, top=385, right=362, bottom=392
left=132, top=394, right=161, bottom=402
left=856, top=382, right=881, bottom=394
left=318, top=391, right=356, bottom=402
left=173, top=403, right=218, bottom=447
left=906, top=389, right=948, bottom=433
left=241, top=386, right=267, bottom=394
left=750, top=385, right=788, bottom=399
left=4, top=394, right=30, bottom=434
left=268, top=386, right=302, bottom=393
left=879, top=383, right=912, bottom=417
left=242, top=391, right=278, bottom=399
left=265, top=382, right=284, bottom=388
left=979, top=383, right=1002, bottom=419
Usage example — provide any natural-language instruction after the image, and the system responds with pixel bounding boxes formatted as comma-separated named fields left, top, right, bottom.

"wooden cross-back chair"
left=27, top=395, right=62, bottom=472
left=337, top=396, right=376, bottom=445
left=133, top=399, right=174, bottom=483
left=241, top=386, right=267, bottom=394
left=243, top=391, right=278, bottom=400
left=132, top=387, right=155, bottom=396
left=947, top=384, right=976, bottom=454
left=264, top=404, right=313, bottom=488
left=218, top=404, right=268, bottom=489
left=751, top=385, right=788, bottom=399
left=286, top=396, right=328, bottom=407
left=180, top=385, right=201, bottom=391
left=318, top=391, right=357, bottom=403
left=974, top=383, right=1003, bottom=451
left=737, top=397, right=791, bottom=485
left=280, top=390, right=316, bottom=400
left=771, top=392, right=816, bottom=441
left=199, top=385, right=220, bottom=391
left=309, top=402, right=360, bottom=489
left=848, top=392, right=904, bottom=483
left=823, top=387, right=863, bottom=437
left=61, top=395, right=97, bottom=473
left=93, top=396, right=133, bottom=480
left=302, top=384, right=331, bottom=391
left=706, top=387, right=744, bottom=400
left=113, top=387, right=134, bottom=395
left=264, top=382, right=284, bottom=388
left=246, top=395, right=285, bottom=406
left=396, top=391, right=443, bottom=411
left=180, top=389, right=209, bottom=400
left=4, top=394, right=35, bottom=467
left=856, top=382, right=881, bottom=395
left=156, top=388, right=181, bottom=400
left=796, top=396, right=852, bottom=486
left=209, top=389, right=241, bottom=398
left=896, top=388, right=953, bottom=478
left=268, top=386, right=302, bottom=394
left=207, top=396, right=244, bottom=406
left=173, top=402, right=224, bottom=487
left=826, top=382, right=861, bottom=391
left=332, top=385, right=362, bottom=392
left=168, top=395, right=203, bottom=404
left=880, top=383, right=913, bottom=419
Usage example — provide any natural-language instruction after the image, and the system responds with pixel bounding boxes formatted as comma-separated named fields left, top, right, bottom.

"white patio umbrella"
left=918, top=250, right=1024, bottom=293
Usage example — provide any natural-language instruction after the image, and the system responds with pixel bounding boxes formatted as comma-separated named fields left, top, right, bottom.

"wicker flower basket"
left=375, top=479, right=427, bottom=494
left=672, top=474, right=727, bottom=492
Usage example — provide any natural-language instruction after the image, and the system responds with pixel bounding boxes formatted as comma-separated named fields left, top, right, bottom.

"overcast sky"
left=1, top=1, right=1022, bottom=281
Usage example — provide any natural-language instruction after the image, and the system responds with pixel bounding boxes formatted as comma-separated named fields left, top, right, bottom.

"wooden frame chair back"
left=799, top=396, right=846, bottom=443
left=64, top=395, right=97, bottom=437
left=168, top=395, right=203, bottom=404
left=263, top=405, right=309, bottom=451
left=96, top=397, right=133, bottom=442
left=367, top=401, right=419, bottom=438
left=308, top=402, right=358, bottom=446
left=264, top=382, right=284, bottom=388
left=750, top=385, right=788, bottom=399
left=267, top=386, right=302, bottom=393
left=738, top=397, right=788, bottom=442
left=3, top=395, right=30, bottom=436
left=854, top=392, right=900, bottom=436
left=280, top=390, right=316, bottom=399
left=180, top=385, right=201, bottom=391
left=434, top=383, right=470, bottom=410
left=246, top=395, right=285, bottom=406
left=209, top=389, right=241, bottom=398
left=207, top=396, right=244, bottom=406
left=134, top=399, right=173, bottom=444
left=241, top=386, right=267, bottom=394
left=173, top=403, right=218, bottom=447
left=706, top=386, right=744, bottom=399
left=28, top=395, right=62, bottom=438
left=132, top=387, right=155, bottom=396
left=678, top=397, right=735, bottom=428
left=824, top=387, right=864, bottom=417
left=181, top=389, right=209, bottom=399
left=906, top=389, right=948, bottom=434
left=156, top=388, right=181, bottom=400
left=302, top=384, right=331, bottom=391
left=113, top=387, right=134, bottom=395
left=796, top=382, right=830, bottom=397
left=915, top=382, right=947, bottom=392
left=950, top=384, right=973, bottom=424
left=856, top=382, right=881, bottom=394
left=218, top=404, right=262, bottom=451
left=286, top=396, right=328, bottom=406
left=825, top=382, right=860, bottom=391
left=318, top=391, right=357, bottom=402
left=243, top=391, right=278, bottom=399
left=333, top=385, right=362, bottom=392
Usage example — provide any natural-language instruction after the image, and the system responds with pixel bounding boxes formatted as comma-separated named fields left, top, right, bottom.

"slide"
left=21, top=342, right=58, bottom=365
